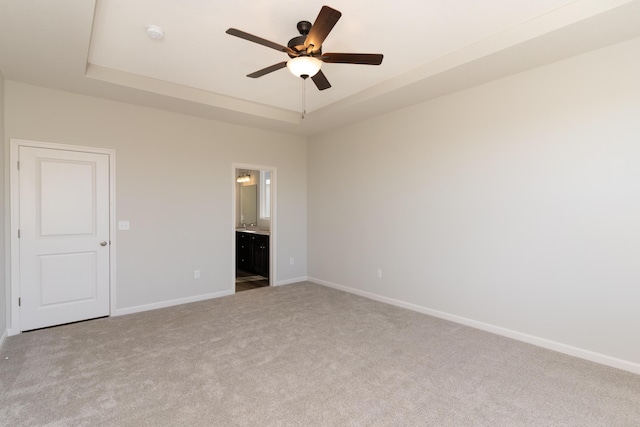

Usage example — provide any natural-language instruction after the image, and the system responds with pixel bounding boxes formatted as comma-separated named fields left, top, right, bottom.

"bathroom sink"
left=236, top=228, right=270, bottom=235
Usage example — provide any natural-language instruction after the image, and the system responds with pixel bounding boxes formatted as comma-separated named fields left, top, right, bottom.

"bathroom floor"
left=235, top=269, right=269, bottom=292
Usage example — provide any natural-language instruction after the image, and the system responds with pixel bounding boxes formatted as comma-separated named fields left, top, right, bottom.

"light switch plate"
left=118, top=221, right=130, bottom=231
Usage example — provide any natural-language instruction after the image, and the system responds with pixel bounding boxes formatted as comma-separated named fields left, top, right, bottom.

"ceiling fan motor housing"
left=287, top=21, right=321, bottom=58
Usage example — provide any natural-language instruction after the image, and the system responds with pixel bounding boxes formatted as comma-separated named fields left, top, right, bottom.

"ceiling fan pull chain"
left=302, top=77, right=306, bottom=119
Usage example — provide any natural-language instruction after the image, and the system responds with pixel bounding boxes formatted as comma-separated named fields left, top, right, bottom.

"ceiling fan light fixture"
left=287, top=56, right=322, bottom=78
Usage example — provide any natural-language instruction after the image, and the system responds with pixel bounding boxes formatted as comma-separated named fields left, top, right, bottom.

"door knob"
left=100, top=241, right=108, bottom=246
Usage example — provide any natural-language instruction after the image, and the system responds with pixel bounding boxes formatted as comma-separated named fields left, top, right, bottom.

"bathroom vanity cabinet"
left=236, top=231, right=269, bottom=278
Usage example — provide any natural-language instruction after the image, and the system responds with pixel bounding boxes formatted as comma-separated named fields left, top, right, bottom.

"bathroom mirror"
left=240, top=184, right=257, bottom=224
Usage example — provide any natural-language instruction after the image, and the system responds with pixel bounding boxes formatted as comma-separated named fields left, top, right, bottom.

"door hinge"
left=17, top=161, right=20, bottom=170
left=18, top=229, right=20, bottom=238
left=18, top=297, right=21, bottom=307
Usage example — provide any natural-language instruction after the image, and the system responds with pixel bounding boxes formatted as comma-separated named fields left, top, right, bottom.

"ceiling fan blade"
left=304, top=6, right=342, bottom=53
left=247, top=61, right=288, bottom=78
left=321, top=53, right=384, bottom=65
left=311, top=70, right=331, bottom=91
left=226, top=28, right=296, bottom=55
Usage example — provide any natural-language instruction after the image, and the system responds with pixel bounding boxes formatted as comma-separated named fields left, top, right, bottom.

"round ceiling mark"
left=146, top=25, right=164, bottom=40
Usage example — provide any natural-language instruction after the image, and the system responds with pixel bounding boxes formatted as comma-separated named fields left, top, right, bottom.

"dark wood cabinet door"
left=253, top=235, right=269, bottom=277
left=236, top=233, right=253, bottom=271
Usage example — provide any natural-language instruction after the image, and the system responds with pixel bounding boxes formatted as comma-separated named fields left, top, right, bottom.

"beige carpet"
left=1, top=282, right=639, bottom=426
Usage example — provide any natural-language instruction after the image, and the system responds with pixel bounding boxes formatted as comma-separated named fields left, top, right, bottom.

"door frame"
left=231, top=163, right=276, bottom=291
left=8, top=139, right=117, bottom=335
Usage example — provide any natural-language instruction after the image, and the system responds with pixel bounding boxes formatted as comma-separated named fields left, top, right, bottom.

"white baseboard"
left=274, top=276, right=308, bottom=286
left=308, top=277, right=640, bottom=376
left=113, top=289, right=234, bottom=317
left=0, top=329, right=7, bottom=351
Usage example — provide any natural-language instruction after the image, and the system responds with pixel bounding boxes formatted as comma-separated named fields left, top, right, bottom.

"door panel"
left=19, top=146, right=110, bottom=331
left=40, top=252, right=97, bottom=305
left=40, top=160, right=96, bottom=236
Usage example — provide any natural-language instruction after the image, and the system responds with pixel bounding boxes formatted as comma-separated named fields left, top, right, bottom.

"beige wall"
left=4, top=82, right=307, bottom=317
left=308, top=36, right=640, bottom=368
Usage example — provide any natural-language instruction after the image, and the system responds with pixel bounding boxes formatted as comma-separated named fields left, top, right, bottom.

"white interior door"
left=19, top=146, right=110, bottom=331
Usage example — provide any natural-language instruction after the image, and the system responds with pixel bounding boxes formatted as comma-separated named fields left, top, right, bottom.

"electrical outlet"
left=194, top=270, right=200, bottom=279
left=376, top=269, right=383, bottom=279
left=118, top=220, right=130, bottom=231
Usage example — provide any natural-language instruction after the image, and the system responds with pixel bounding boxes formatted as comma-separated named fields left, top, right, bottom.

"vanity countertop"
left=236, top=229, right=270, bottom=236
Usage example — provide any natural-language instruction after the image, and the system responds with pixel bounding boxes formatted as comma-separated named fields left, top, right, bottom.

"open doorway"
left=233, top=165, right=275, bottom=292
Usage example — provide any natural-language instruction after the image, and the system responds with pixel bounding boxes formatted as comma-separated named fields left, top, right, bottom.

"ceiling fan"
left=225, top=5, right=383, bottom=91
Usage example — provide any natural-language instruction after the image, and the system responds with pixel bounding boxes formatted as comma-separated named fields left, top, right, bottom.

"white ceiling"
left=89, top=0, right=575, bottom=112
left=1, top=0, right=640, bottom=135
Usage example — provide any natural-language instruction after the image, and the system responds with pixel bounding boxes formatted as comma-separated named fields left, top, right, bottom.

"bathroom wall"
left=236, top=169, right=270, bottom=229
left=0, top=71, right=6, bottom=343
